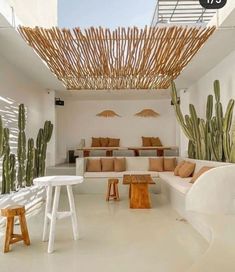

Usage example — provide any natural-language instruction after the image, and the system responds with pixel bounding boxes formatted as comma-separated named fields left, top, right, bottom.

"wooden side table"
left=0, top=205, right=30, bottom=253
left=123, top=175, right=155, bottom=209
left=34, top=175, right=83, bottom=253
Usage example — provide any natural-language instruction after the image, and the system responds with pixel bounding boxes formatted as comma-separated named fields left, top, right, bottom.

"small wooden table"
left=123, top=175, right=155, bottom=209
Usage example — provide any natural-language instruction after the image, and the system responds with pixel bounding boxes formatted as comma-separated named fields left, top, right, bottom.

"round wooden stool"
left=106, top=179, right=120, bottom=201
left=0, top=205, right=30, bottom=253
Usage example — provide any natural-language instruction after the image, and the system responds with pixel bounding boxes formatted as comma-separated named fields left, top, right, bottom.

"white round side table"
left=33, top=175, right=83, bottom=253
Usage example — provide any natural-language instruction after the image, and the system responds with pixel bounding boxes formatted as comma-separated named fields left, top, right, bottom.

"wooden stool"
left=106, top=179, right=120, bottom=201
left=0, top=205, right=30, bottom=253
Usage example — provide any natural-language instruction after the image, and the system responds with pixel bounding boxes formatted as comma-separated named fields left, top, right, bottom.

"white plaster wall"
left=56, top=98, right=177, bottom=163
left=179, top=49, right=235, bottom=156
left=6, top=0, right=57, bottom=27
left=0, top=54, right=55, bottom=166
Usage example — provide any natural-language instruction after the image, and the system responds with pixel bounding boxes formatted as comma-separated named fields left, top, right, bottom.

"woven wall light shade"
left=96, top=110, right=121, bottom=117
left=135, top=109, right=160, bottom=117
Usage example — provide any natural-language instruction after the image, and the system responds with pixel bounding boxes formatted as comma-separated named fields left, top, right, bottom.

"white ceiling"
left=0, top=2, right=235, bottom=100
left=58, top=89, right=171, bottom=101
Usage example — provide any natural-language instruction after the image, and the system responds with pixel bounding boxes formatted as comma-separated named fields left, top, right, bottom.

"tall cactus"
left=26, top=138, right=35, bottom=186
left=10, top=154, right=16, bottom=192
left=0, top=103, right=53, bottom=194
left=0, top=116, right=4, bottom=157
left=1, top=128, right=16, bottom=194
left=17, top=104, right=26, bottom=187
left=35, top=121, right=53, bottom=177
left=171, top=80, right=235, bottom=162
left=41, top=121, right=53, bottom=176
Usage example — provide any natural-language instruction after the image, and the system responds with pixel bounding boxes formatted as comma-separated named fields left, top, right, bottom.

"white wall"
left=0, top=54, right=55, bottom=166
left=179, top=49, right=235, bottom=156
left=6, top=0, right=57, bottom=27
left=56, top=98, right=177, bottom=163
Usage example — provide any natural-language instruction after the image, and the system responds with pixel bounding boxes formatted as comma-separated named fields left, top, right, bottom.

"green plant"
left=0, top=104, right=53, bottom=194
left=26, top=138, right=35, bottom=186
left=17, top=104, right=26, bottom=187
left=35, top=121, right=53, bottom=177
left=1, top=128, right=16, bottom=194
left=171, top=80, right=235, bottom=162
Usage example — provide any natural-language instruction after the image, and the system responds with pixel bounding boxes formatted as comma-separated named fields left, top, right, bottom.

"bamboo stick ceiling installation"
left=18, top=26, right=215, bottom=90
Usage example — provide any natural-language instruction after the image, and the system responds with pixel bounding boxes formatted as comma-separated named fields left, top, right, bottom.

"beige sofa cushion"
left=159, top=172, right=192, bottom=194
left=174, top=160, right=186, bottom=176
left=101, top=158, right=114, bottom=172
left=151, top=137, right=162, bottom=146
left=190, top=166, right=214, bottom=183
left=100, top=137, right=109, bottom=147
left=87, top=159, right=101, bottom=172
left=114, top=158, right=126, bottom=172
left=91, top=137, right=100, bottom=147
left=142, top=136, right=152, bottom=147
left=164, top=158, right=176, bottom=171
left=179, top=161, right=195, bottom=178
left=108, top=138, right=120, bottom=147
left=149, top=158, right=164, bottom=172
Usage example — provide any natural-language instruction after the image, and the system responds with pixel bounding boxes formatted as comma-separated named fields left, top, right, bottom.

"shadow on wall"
left=0, top=95, right=26, bottom=173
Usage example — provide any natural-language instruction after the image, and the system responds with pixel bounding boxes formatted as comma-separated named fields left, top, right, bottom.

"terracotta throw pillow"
left=114, top=158, right=126, bottom=172
left=100, top=137, right=109, bottom=147
left=164, top=158, right=176, bottom=171
left=91, top=137, right=100, bottom=147
left=149, top=158, right=164, bottom=172
left=174, top=160, right=185, bottom=176
left=178, top=161, right=196, bottom=178
left=101, top=158, right=114, bottom=172
left=190, top=166, right=214, bottom=183
left=86, top=159, right=101, bottom=172
left=108, top=138, right=120, bottom=147
left=151, top=137, right=162, bottom=147
left=142, top=137, right=152, bottom=147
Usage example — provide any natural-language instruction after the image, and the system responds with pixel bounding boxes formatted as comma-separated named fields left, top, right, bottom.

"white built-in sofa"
left=76, top=156, right=235, bottom=272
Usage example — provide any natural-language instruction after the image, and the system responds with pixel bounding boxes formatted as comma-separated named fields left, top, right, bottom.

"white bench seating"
left=76, top=156, right=235, bottom=271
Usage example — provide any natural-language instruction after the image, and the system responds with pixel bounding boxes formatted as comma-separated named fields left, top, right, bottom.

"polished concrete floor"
left=0, top=194, right=208, bottom=272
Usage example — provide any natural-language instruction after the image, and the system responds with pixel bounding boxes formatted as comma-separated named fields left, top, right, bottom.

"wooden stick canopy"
left=18, top=26, right=215, bottom=90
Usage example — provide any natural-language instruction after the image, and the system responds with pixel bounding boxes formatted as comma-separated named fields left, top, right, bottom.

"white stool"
left=34, top=175, right=83, bottom=253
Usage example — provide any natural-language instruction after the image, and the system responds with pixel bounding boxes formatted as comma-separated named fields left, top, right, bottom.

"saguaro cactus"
left=34, top=121, right=53, bottom=177
left=17, top=104, right=26, bottom=187
left=171, top=80, right=235, bottom=162
left=26, top=138, right=35, bottom=186
left=1, top=128, right=16, bottom=194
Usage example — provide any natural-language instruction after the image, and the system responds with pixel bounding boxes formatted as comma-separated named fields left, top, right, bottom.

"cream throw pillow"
left=149, top=158, right=164, bottom=172
left=101, top=158, right=114, bottom=172
left=190, top=166, right=213, bottom=183
left=86, top=159, right=101, bottom=172
left=174, top=160, right=185, bottom=176
left=114, top=158, right=126, bottom=172
left=164, top=158, right=176, bottom=171
left=178, top=161, right=196, bottom=178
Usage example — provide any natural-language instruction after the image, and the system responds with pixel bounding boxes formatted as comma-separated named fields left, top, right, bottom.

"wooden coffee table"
left=123, top=175, right=155, bottom=209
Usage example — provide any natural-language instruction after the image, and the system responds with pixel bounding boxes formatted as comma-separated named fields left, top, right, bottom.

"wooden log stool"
left=106, top=179, right=120, bottom=201
left=0, top=205, right=30, bottom=253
